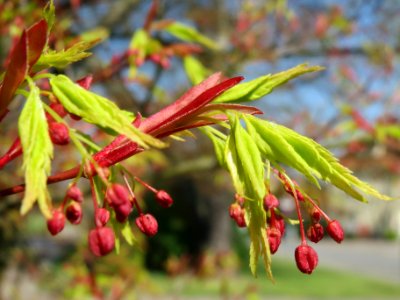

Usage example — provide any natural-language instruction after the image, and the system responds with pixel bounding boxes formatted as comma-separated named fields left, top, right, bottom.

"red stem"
left=133, top=176, right=158, bottom=193
left=122, top=173, right=142, bottom=215
left=292, top=187, right=307, bottom=245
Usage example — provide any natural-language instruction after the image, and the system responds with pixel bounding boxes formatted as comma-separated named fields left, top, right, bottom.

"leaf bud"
left=47, top=210, right=65, bottom=236
left=88, top=227, right=115, bottom=257
left=135, top=214, right=158, bottom=237
left=263, top=194, right=279, bottom=210
left=327, top=220, right=344, bottom=243
left=295, top=245, right=319, bottom=274
left=49, top=122, right=70, bottom=145
left=155, top=190, right=173, bottom=208
left=66, top=185, right=83, bottom=203
left=307, top=223, right=324, bottom=243
left=95, top=208, right=110, bottom=227
left=66, top=202, right=83, bottom=225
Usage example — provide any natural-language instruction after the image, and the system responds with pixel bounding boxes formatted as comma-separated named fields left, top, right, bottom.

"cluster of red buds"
left=228, top=171, right=345, bottom=275
left=46, top=170, right=174, bottom=257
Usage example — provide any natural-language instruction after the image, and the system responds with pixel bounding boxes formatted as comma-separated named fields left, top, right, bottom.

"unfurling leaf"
left=224, top=116, right=271, bottom=278
left=245, top=115, right=393, bottom=202
left=50, top=75, right=165, bottom=149
left=215, top=64, right=324, bottom=104
left=163, top=21, right=219, bottom=50
left=18, top=80, right=53, bottom=217
left=35, top=40, right=99, bottom=69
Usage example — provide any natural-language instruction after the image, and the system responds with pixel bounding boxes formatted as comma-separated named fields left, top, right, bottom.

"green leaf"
left=183, top=56, right=210, bottom=85
left=246, top=115, right=393, bottom=202
left=225, top=115, right=270, bottom=278
left=200, top=127, right=226, bottom=167
left=43, top=0, right=55, bottom=33
left=50, top=75, right=165, bottom=149
left=128, top=29, right=150, bottom=77
left=18, top=79, right=53, bottom=217
left=121, top=221, right=136, bottom=246
left=215, top=64, right=324, bottom=103
left=35, top=40, right=99, bottom=69
left=163, top=21, right=219, bottom=50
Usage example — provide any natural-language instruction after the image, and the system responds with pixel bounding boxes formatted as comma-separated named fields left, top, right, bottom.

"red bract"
left=49, top=122, right=70, bottom=145
left=88, top=227, right=115, bottom=257
left=307, top=223, right=324, bottom=243
left=135, top=214, right=158, bottom=237
left=155, top=190, right=173, bottom=208
left=263, top=194, right=279, bottom=210
left=295, top=245, right=318, bottom=274
left=267, top=227, right=282, bottom=254
left=47, top=210, right=65, bottom=236
left=95, top=208, right=110, bottom=227
left=327, top=220, right=344, bottom=243
left=66, top=185, right=83, bottom=203
left=66, top=202, right=83, bottom=225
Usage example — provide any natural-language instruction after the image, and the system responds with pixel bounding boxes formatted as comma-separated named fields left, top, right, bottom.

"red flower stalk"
left=88, top=227, right=115, bottom=257
left=0, top=138, right=22, bottom=170
left=47, top=209, right=65, bottom=236
left=327, top=220, right=344, bottom=243
left=135, top=213, right=158, bottom=237
left=307, top=223, right=324, bottom=243
left=66, top=202, right=83, bottom=225
left=295, top=245, right=319, bottom=274
left=49, top=122, right=70, bottom=145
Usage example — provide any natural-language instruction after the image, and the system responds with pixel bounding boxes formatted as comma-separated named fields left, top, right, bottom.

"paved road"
left=275, top=237, right=400, bottom=283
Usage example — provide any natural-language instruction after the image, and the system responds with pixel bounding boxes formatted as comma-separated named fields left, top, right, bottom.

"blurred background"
left=1, top=0, right=400, bottom=299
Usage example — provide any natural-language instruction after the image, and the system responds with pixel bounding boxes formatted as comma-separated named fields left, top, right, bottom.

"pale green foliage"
left=18, top=80, right=53, bottom=217
left=215, top=64, right=324, bottom=103
left=244, top=115, right=393, bottom=202
left=43, top=0, right=55, bottom=33
left=183, top=56, right=210, bottom=85
left=225, top=116, right=271, bottom=278
left=164, top=21, right=219, bottom=50
left=35, top=40, right=98, bottom=69
left=50, top=75, right=165, bottom=149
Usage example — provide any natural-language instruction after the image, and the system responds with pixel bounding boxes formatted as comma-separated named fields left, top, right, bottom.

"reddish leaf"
left=26, top=19, right=48, bottom=67
left=142, top=75, right=244, bottom=135
left=0, top=31, right=28, bottom=115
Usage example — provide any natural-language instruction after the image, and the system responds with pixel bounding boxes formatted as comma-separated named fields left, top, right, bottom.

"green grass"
left=139, top=259, right=400, bottom=299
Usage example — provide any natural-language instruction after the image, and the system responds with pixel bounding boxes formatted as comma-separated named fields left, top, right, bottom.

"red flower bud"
left=95, top=208, right=110, bottom=227
left=310, top=208, right=321, bottom=223
left=76, top=75, right=93, bottom=90
left=327, top=220, right=344, bottom=243
left=295, top=245, right=318, bottom=274
left=155, top=190, right=173, bottom=208
left=267, top=227, right=282, bottom=254
left=229, top=203, right=246, bottom=227
left=47, top=210, right=65, bottom=236
left=46, top=102, right=67, bottom=122
left=88, top=227, right=115, bottom=257
left=66, top=185, right=83, bottom=203
left=263, top=194, right=279, bottom=210
left=69, top=113, right=82, bottom=121
left=270, top=214, right=285, bottom=236
left=307, top=223, right=324, bottom=243
left=49, top=122, right=70, bottom=145
left=114, top=201, right=133, bottom=223
left=66, top=202, right=83, bottom=225
left=135, top=214, right=158, bottom=237
left=106, top=184, right=131, bottom=207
